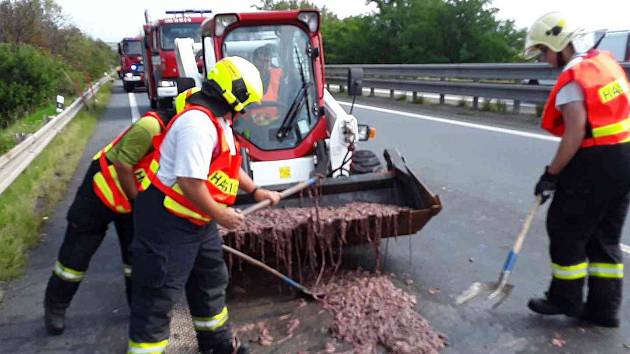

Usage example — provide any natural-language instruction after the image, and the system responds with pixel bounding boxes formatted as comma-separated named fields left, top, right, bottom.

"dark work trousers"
left=44, top=159, right=134, bottom=309
left=129, top=185, right=231, bottom=352
left=547, top=143, right=630, bottom=317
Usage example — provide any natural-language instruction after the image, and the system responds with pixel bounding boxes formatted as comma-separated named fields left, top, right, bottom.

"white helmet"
left=523, top=12, right=585, bottom=59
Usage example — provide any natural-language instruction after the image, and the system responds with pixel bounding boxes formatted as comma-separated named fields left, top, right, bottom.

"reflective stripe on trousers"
left=124, top=263, right=132, bottom=277
left=589, top=263, right=624, bottom=278
left=552, top=262, right=588, bottom=280
left=192, top=306, right=229, bottom=331
left=53, top=260, right=85, bottom=282
left=127, top=339, right=168, bottom=354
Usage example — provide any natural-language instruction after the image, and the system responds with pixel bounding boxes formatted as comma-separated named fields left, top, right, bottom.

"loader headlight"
left=298, top=11, right=319, bottom=33
left=214, top=14, right=238, bottom=37
left=158, top=80, right=175, bottom=87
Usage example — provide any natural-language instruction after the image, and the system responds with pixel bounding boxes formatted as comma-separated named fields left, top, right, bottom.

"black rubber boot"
left=200, top=337, right=249, bottom=354
left=44, top=302, right=66, bottom=335
left=527, top=297, right=580, bottom=317
left=580, top=309, right=620, bottom=328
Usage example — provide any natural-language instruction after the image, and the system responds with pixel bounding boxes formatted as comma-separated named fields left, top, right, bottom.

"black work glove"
left=534, top=166, right=558, bottom=205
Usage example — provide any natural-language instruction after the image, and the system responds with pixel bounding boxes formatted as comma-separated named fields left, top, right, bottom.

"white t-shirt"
left=555, top=55, right=585, bottom=109
left=156, top=109, right=236, bottom=186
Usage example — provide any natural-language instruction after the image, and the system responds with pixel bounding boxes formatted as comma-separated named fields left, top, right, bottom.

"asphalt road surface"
left=0, top=82, right=629, bottom=353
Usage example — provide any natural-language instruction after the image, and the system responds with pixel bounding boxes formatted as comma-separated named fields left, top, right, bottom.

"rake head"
left=455, top=281, right=514, bottom=309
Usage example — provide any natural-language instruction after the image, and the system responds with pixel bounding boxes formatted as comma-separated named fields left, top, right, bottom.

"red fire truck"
left=118, top=37, right=145, bottom=92
left=142, top=10, right=210, bottom=109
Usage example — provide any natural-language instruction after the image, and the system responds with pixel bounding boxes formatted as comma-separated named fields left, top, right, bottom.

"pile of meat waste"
left=219, top=201, right=407, bottom=281
left=317, top=270, right=447, bottom=354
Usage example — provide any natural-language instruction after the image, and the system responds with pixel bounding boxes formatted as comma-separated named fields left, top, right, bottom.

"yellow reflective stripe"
left=163, top=184, right=214, bottom=223
left=53, top=261, right=84, bottom=282
left=128, top=339, right=168, bottom=354
left=93, top=166, right=131, bottom=213
left=592, top=117, right=630, bottom=138
left=192, top=307, right=229, bottom=331
left=123, top=264, right=132, bottom=277
left=552, top=262, right=588, bottom=280
left=92, top=144, right=113, bottom=160
left=589, top=263, right=624, bottom=279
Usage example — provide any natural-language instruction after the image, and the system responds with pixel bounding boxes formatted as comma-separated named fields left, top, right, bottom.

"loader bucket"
left=231, top=149, right=441, bottom=244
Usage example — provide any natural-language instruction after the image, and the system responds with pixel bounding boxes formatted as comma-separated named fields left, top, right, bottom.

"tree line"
left=0, top=0, right=115, bottom=128
left=258, top=0, right=526, bottom=64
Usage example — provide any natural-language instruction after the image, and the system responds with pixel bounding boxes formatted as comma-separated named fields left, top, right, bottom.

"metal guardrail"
left=0, top=76, right=110, bottom=195
left=325, top=62, right=630, bottom=107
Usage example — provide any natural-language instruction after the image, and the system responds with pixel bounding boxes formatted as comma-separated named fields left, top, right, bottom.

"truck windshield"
left=160, top=23, right=201, bottom=50
left=122, top=40, right=142, bottom=55
left=224, top=25, right=319, bottom=152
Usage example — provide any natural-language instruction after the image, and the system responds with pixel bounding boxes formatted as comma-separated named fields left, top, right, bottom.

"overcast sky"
left=55, top=0, right=630, bottom=43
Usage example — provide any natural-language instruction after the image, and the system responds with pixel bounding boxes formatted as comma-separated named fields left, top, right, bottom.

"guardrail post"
left=439, top=78, right=445, bottom=104
left=412, top=91, right=417, bottom=102
left=340, top=85, right=345, bottom=93
left=390, top=89, right=395, bottom=99
left=370, top=87, right=375, bottom=97
left=514, top=100, right=521, bottom=113
left=472, top=79, right=480, bottom=110
left=326, top=83, right=330, bottom=91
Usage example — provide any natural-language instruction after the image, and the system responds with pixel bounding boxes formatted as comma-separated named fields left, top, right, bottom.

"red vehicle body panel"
left=211, top=10, right=328, bottom=161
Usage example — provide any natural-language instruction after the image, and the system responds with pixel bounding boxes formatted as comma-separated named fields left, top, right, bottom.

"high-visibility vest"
left=147, top=105, right=242, bottom=225
left=248, top=68, right=282, bottom=124
left=175, top=87, right=201, bottom=114
left=542, top=50, right=630, bottom=148
left=92, top=111, right=165, bottom=214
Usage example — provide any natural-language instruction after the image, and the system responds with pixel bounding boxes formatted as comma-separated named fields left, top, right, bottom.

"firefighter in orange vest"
left=127, top=57, right=280, bottom=354
left=43, top=108, right=171, bottom=335
left=249, top=43, right=283, bottom=126
left=524, top=12, right=630, bottom=327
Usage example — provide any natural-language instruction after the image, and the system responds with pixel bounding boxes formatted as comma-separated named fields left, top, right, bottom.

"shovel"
left=223, top=176, right=323, bottom=301
left=455, top=196, right=542, bottom=308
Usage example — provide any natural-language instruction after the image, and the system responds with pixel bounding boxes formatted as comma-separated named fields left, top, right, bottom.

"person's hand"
left=254, top=189, right=281, bottom=206
left=534, top=166, right=558, bottom=205
left=214, top=207, right=244, bottom=230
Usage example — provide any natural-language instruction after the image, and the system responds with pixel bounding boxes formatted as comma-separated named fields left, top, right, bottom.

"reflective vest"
left=92, top=111, right=165, bottom=214
left=174, top=87, right=201, bottom=114
left=542, top=50, right=630, bottom=148
left=147, top=105, right=242, bottom=225
left=249, top=68, right=282, bottom=124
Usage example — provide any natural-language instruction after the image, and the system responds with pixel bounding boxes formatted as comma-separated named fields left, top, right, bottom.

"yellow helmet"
left=204, top=56, right=263, bottom=112
left=523, top=12, right=585, bottom=59
left=175, top=87, right=201, bottom=114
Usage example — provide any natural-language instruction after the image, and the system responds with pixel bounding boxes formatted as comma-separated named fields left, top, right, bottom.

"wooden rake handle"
left=239, top=176, right=320, bottom=216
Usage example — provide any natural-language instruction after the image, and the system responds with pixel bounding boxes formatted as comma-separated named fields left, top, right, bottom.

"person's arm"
left=113, top=161, right=138, bottom=200
left=177, top=177, right=244, bottom=229
left=547, top=101, right=587, bottom=175
left=238, top=168, right=281, bottom=205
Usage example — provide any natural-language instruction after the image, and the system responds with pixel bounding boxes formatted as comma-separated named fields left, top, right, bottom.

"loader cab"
left=144, top=11, right=208, bottom=108
left=201, top=10, right=327, bottom=161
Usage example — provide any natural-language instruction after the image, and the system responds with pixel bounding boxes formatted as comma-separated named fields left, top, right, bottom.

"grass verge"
left=0, top=82, right=111, bottom=281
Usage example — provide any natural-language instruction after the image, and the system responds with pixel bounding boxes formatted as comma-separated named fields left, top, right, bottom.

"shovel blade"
left=456, top=281, right=514, bottom=309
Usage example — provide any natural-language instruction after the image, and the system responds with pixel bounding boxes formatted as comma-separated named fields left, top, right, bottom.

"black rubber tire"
left=150, top=98, right=157, bottom=109
left=351, top=149, right=383, bottom=174
left=123, top=82, right=133, bottom=93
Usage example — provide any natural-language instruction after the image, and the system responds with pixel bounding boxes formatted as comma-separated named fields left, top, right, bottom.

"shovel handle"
left=222, top=244, right=315, bottom=297
left=500, top=196, right=542, bottom=273
left=240, top=176, right=319, bottom=216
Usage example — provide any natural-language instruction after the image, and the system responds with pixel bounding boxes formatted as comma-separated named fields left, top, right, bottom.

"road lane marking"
left=338, top=101, right=560, bottom=142
left=338, top=101, right=630, bottom=254
left=128, top=92, right=140, bottom=123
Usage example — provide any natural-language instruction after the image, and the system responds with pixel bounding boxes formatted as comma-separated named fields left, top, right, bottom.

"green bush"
left=0, top=44, right=66, bottom=128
